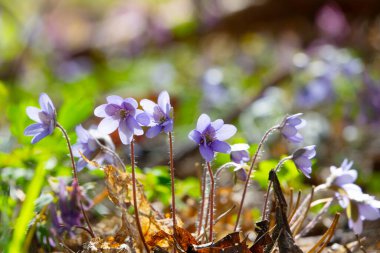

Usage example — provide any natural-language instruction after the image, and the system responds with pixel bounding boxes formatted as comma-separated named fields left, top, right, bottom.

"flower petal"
left=26, top=106, right=41, bottom=122
left=136, top=110, right=150, bottom=126
left=24, top=123, right=44, bottom=136
left=215, top=124, right=237, bottom=141
left=294, top=156, right=312, bottom=170
left=118, top=120, right=133, bottom=145
left=140, top=99, right=157, bottom=115
left=106, top=95, right=124, bottom=105
left=281, top=125, right=297, bottom=137
left=188, top=130, right=201, bottom=144
left=158, top=91, right=170, bottom=114
left=359, top=204, right=380, bottom=220
left=31, top=129, right=50, bottom=144
left=199, top=144, right=214, bottom=162
left=76, top=158, right=87, bottom=172
left=94, top=104, right=108, bottom=117
left=210, top=140, right=231, bottom=153
left=146, top=125, right=162, bottom=138
left=349, top=218, right=363, bottom=234
left=98, top=117, right=119, bottom=134
left=124, top=97, right=138, bottom=108
left=211, top=119, right=224, bottom=131
left=163, top=120, right=173, bottom=133
left=75, top=125, right=90, bottom=142
left=39, top=93, right=55, bottom=113
left=196, top=114, right=211, bottom=132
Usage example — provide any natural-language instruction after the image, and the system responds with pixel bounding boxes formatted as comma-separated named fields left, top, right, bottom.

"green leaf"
left=57, top=96, right=94, bottom=130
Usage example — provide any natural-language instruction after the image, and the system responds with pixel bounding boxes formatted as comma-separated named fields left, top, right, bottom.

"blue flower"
left=72, top=125, right=115, bottom=171
left=188, top=114, right=236, bottom=162
left=24, top=93, right=57, bottom=144
left=279, top=113, right=306, bottom=143
left=291, top=145, right=316, bottom=178
left=94, top=95, right=150, bottom=144
left=326, top=159, right=357, bottom=187
left=230, top=144, right=250, bottom=164
left=140, top=91, right=173, bottom=138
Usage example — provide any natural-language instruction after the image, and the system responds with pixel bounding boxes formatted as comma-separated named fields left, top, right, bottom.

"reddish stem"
left=168, top=132, right=177, bottom=251
left=206, top=162, right=215, bottom=242
left=234, top=126, right=278, bottom=231
left=197, top=167, right=207, bottom=237
left=130, top=140, right=150, bottom=253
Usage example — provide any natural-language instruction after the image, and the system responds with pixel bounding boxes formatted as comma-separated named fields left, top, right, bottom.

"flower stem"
left=197, top=168, right=207, bottom=237
left=261, top=156, right=291, bottom=221
left=206, top=162, right=215, bottom=242
left=168, top=132, right=177, bottom=250
left=130, top=140, right=150, bottom=253
left=56, top=123, right=95, bottom=238
left=234, top=126, right=279, bottom=231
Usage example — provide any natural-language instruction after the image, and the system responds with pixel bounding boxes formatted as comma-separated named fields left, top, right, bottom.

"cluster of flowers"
left=325, top=159, right=380, bottom=234
left=24, top=90, right=380, bottom=241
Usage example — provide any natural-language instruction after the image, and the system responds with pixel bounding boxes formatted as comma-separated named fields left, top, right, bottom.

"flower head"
left=336, top=184, right=380, bottom=234
left=94, top=95, right=150, bottom=144
left=72, top=125, right=115, bottom=171
left=230, top=143, right=250, bottom=164
left=326, top=159, right=357, bottom=187
left=279, top=113, right=306, bottom=143
left=291, top=145, right=316, bottom=178
left=24, top=93, right=57, bottom=144
left=234, top=166, right=248, bottom=182
left=140, top=91, right=173, bottom=138
left=188, top=114, right=236, bottom=162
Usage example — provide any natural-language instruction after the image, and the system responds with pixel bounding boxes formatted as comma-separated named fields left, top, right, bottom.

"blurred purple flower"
left=316, top=3, right=349, bottom=41
left=337, top=184, right=380, bottom=234
left=291, top=145, right=316, bottom=178
left=359, top=73, right=380, bottom=125
left=279, top=113, right=306, bottom=143
left=24, top=93, right=57, bottom=144
left=50, top=179, right=83, bottom=239
left=140, top=91, right=173, bottom=138
left=188, top=114, right=236, bottom=162
left=94, top=95, right=150, bottom=144
left=296, top=76, right=334, bottom=108
left=230, top=143, right=250, bottom=164
left=234, top=167, right=248, bottom=182
left=72, top=125, right=115, bottom=171
left=326, top=159, right=357, bottom=187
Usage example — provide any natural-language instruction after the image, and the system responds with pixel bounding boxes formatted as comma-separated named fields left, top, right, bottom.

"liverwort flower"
left=140, top=91, right=173, bottom=138
left=291, top=145, right=316, bottom=178
left=230, top=143, right=250, bottom=164
left=94, top=95, right=150, bottom=144
left=188, top=114, right=236, bottom=162
left=72, top=125, right=115, bottom=171
left=337, top=184, right=380, bottom=234
left=24, top=93, right=57, bottom=144
left=326, top=159, right=357, bottom=187
left=279, top=113, right=306, bottom=143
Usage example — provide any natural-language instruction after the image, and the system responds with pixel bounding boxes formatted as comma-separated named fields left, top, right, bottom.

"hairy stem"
left=261, top=156, right=291, bottom=221
left=56, top=123, right=95, bottom=238
left=130, top=140, right=150, bottom=253
left=206, top=162, right=215, bottom=242
left=234, top=126, right=279, bottom=231
left=168, top=132, right=177, bottom=250
left=197, top=168, right=207, bottom=237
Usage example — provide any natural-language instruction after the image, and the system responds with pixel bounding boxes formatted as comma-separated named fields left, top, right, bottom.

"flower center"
left=119, top=109, right=129, bottom=119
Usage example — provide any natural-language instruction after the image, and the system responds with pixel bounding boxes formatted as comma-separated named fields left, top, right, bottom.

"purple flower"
left=72, top=125, right=115, bottom=171
left=230, top=144, right=250, bottom=164
left=24, top=93, right=57, bottom=144
left=234, top=166, right=248, bottom=182
left=140, top=91, right=173, bottom=138
left=279, top=113, right=306, bottom=143
left=326, top=159, right=357, bottom=187
left=337, top=184, right=380, bottom=234
left=50, top=179, right=83, bottom=239
left=188, top=114, right=236, bottom=162
left=291, top=145, right=316, bottom=178
left=94, top=95, right=150, bottom=144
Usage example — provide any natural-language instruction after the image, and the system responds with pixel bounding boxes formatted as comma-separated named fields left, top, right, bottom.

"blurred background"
left=1, top=0, right=380, bottom=251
